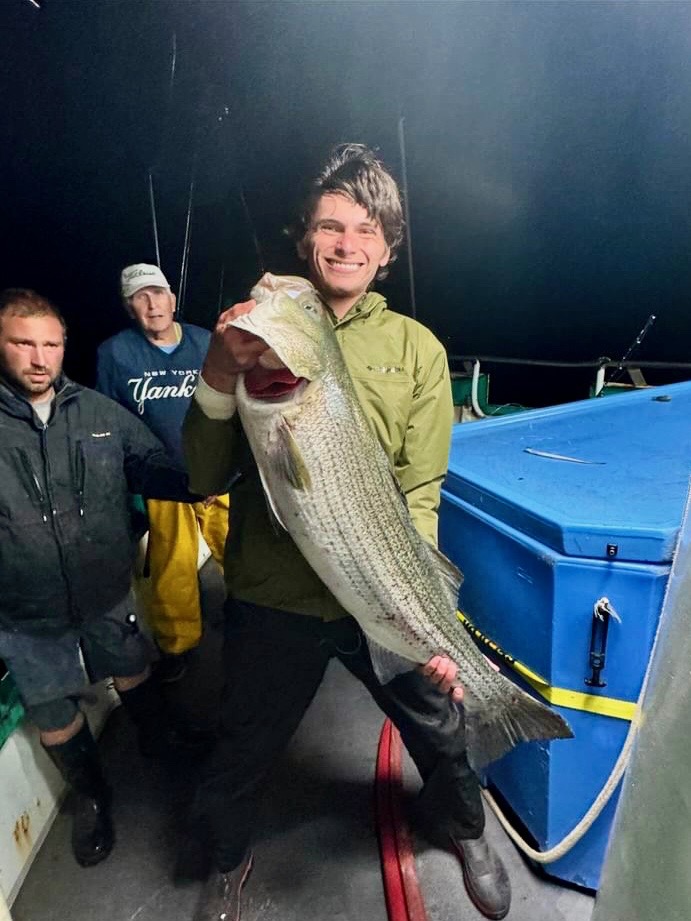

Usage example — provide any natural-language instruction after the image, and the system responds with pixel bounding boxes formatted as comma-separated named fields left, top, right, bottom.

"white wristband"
left=194, top=375, right=237, bottom=420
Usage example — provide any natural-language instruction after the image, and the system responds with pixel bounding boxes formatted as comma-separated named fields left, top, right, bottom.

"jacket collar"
left=327, top=291, right=388, bottom=328
left=0, top=372, right=81, bottom=421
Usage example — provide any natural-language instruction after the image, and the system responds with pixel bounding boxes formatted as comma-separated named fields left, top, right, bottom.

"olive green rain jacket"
left=182, top=291, right=454, bottom=621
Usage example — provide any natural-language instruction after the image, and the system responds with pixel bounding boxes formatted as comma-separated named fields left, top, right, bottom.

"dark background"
left=1, top=0, right=690, bottom=405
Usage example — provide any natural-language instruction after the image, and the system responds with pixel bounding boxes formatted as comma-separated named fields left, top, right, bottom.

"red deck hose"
left=375, top=718, right=429, bottom=921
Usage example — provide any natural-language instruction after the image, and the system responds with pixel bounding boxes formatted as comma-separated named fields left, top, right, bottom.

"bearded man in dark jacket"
left=0, top=287, right=205, bottom=869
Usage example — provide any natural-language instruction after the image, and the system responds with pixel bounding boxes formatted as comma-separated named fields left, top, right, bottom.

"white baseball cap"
left=120, top=263, right=171, bottom=299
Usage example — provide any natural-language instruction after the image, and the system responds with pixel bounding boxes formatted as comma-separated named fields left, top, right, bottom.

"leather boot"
left=450, top=833, right=511, bottom=920
left=117, top=676, right=215, bottom=759
left=43, top=721, right=114, bottom=867
left=193, top=852, right=253, bottom=921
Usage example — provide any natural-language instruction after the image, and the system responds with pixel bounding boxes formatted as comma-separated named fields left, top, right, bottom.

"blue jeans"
left=0, top=591, right=153, bottom=730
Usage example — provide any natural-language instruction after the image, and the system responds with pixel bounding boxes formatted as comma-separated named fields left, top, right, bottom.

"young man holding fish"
left=183, top=145, right=513, bottom=920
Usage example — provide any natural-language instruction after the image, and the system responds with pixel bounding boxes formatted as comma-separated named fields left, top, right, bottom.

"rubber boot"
left=451, top=833, right=511, bottom=920
left=43, top=721, right=114, bottom=867
left=117, top=676, right=215, bottom=759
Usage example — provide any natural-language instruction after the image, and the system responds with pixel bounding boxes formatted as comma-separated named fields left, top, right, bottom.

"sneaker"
left=154, top=651, right=188, bottom=684
left=193, top=852, right=253, bottom=921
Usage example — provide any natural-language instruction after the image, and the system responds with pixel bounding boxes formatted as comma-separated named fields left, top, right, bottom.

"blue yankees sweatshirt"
left=96, top=324, right=211, bottom=470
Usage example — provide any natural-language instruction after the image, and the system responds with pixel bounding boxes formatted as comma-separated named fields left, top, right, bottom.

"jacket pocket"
left=348, top=369, right=413, bottom=463
left=0, top=448, right=51, bottom=524
left=0, top=517, right=65, bottom=622
left=81, top=436, right=127, bottom=510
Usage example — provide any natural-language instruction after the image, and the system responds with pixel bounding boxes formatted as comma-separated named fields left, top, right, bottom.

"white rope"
left=482, top=711, right=639, bottom=863
left=482, top=484, right=690, bottom=864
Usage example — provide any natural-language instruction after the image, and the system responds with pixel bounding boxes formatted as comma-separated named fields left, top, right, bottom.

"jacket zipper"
left=40, top=421, right=78, bottom=623
left=75, top=439, right=85, bottom=517
left=18, top=449, right=48, bottom=523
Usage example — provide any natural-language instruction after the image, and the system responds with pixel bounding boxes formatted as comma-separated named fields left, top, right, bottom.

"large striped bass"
left=229, top=273, right=573, bottom=770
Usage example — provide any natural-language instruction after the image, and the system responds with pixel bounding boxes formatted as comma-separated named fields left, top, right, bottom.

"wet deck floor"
left=12, top=564, right=594, bottom=921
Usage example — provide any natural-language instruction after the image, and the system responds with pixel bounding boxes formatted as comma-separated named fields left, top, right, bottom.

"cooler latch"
left=585, top=597, right=621, bottom=688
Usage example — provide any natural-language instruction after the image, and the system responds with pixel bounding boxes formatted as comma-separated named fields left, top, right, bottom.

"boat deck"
left=11, top=564, right=594, bottom=921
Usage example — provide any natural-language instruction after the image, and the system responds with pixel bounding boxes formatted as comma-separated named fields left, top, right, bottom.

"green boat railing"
left=0, top=667, right=25, bottom=749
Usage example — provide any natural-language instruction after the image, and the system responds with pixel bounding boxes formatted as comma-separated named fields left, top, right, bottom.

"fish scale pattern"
left=233, top=280, right=573, bottom=768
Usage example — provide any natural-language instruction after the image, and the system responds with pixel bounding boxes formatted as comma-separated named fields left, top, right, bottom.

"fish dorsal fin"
left=389, top=462, right=463, bottom=624
left=421, top=542, right=464, bottom=624
left=364, top=634, right=418, bottom=685
left=389, top=466, right=409, bottom=509
left=272, top=417, right=312, bottom=491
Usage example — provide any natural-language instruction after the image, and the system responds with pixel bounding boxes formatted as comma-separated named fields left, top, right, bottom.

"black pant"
left=194, top=600, right=484, bottom=870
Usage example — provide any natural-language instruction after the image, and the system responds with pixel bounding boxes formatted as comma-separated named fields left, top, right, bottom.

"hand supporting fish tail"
left=418, top=655, right=465, bottom=703
left=419, top=653, right=501, bottom=703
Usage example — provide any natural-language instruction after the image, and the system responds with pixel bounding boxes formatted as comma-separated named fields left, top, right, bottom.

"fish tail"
left=463, top=680, right=573, bottom=773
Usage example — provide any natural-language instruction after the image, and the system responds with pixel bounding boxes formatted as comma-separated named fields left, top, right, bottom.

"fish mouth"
left=243, top=366, right=307, bottom=401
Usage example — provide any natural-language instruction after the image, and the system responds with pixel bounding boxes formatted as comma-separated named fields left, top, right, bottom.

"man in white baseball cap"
left=120, top=263, right=171, bottom=298
left=96, top=264, right=229, bottom=681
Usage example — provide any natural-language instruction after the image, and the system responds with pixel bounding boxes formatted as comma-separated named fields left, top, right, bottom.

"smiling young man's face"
left=298, top=192, right=390, bottom=318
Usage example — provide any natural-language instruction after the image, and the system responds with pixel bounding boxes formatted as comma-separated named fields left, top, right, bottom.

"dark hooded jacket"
left=0, top=374, right=195, bottom=635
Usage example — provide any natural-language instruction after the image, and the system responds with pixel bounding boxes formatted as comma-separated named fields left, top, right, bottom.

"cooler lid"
left=443, top=381, right=691, bottom=563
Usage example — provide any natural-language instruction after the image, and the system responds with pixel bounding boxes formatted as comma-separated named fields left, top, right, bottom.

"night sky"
left=2, top=0, right=691, bottom=406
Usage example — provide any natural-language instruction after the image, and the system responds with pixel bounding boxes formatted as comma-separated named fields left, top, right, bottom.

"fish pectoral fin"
left=274, top=418, right=312, bottom=491
left=422, top=543, right=464, bottom=619
left=364, top=634, right=418, bottom=685
left=257, top=465, right=289, bottom=532
left=263, top=494, right=286, bottom=535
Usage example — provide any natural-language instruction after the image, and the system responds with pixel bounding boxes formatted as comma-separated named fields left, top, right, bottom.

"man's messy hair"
left=0, top=288, right=67, bottom=335
left=292, top=143, right=405, bottom=281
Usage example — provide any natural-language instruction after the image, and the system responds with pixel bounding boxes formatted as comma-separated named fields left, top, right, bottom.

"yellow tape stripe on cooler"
left=456, top=610, right=638, bottom=722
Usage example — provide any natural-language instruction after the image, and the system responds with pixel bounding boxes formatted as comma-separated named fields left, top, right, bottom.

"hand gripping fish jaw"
left=226, top=273, right=329, bottom=401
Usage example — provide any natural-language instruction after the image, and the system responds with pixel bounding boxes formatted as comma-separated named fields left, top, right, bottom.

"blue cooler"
left=439, top=381, right=691, bottom=889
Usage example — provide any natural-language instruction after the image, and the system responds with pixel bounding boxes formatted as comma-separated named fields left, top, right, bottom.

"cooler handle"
left=585, top=597, right=621, bottom=688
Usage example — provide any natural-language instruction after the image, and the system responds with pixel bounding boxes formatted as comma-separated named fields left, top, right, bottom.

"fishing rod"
left=448, top=354, right=691, bottom=370
left=209, top=104, right=266, bottom=314
left=238, top=186, right=266, bottom=282
left=147, top=171, right=161, bottom=268
left=179, top=87, right=223, bottom=317
left=177, top=137, right=198, bottom=320
left=217, top=263, right=226, bottom=315
left=608, top=313, right=657, bottom=383
left=145, top=31, right=177, bottom=270
left=397, top=115, right=417, bottom=320
left=155, top=30, right=176, bottom=268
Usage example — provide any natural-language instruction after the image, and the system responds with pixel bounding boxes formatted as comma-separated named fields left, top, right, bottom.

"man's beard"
left=24, top=375, right=58, bottom=399
left=0, top=366, right=59, bottom=401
